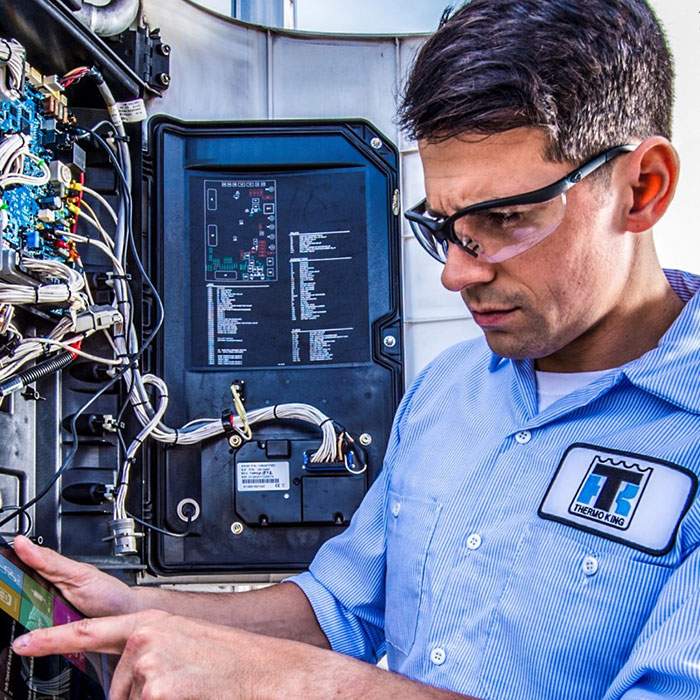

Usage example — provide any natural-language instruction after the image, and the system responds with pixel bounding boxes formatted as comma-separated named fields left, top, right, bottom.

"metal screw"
left=383, top=335, right=397, bottom=348
left=231, top=522, right=244, bottom=536
left=359, top=433, right=372, bottom=446
left=157, top=73, right=171, bottom=87
left=36, top=536, right=43, bottom=545
left=283, top=493, right=290, bottom=500
left=370, top=137, right=382, bottom=150
left=228, top=434, right=243, bottom=448
left=158, top=43, right=171, bottom=56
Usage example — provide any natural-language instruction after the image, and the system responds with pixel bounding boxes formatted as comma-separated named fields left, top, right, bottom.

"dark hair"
left=398, top=0, right=674, bottom=164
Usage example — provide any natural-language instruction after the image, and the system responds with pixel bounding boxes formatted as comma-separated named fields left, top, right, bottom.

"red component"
left=68, top=339, right=82, bottom=359
left=258, top=239, right=267, bottom=256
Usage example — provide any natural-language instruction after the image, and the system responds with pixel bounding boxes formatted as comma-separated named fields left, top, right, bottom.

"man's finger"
left=12, top=535, right=93, bottom=586
left=11, top=613, right=142, bottom=657
left=109, top=635, right=145, bottom=700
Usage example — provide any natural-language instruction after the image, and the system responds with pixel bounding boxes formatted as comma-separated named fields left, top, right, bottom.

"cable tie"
left=319, top=418, right=333, bottom=428
left=33, top=286, right=40, bottom=304
left=173, top=428, right=180, bottom=446
left=108, top=273, right=132, bottom=281
left=129, top=398, right=149, bottom=409
left=272, top=405, right=279, bottom=419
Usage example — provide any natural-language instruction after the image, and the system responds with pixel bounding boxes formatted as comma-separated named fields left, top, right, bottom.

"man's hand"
left=11, top=609, right=473, bottom=700
left=12, top=535, right=136, bottom=617
left=12, top=610, right=272, bottom=700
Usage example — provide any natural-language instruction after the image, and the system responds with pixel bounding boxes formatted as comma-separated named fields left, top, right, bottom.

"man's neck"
left=536, top=268, right=685, bottom=373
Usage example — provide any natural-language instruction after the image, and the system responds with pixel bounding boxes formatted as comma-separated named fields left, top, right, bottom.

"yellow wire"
left=231, top=383, right=252, bottom=440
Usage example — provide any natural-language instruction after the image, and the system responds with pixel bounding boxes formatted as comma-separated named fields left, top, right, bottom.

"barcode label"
left=117, top=98, right=147, bottom=123
left=237, top=462, right=290, bottom=492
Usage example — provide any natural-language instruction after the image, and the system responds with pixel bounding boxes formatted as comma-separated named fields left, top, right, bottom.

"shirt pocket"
left=480, top=519, right=677, bottom=700
left=384, top=489, right=442, bottom=655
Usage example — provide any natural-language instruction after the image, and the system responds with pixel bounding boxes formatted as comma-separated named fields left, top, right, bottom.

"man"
left=9, top=0, right=700, bottom=698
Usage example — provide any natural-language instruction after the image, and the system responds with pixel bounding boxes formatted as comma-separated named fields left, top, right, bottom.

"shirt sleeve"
left=603, top=546, right=700, bottom=700
left=288, top=362, right=432, bottom=663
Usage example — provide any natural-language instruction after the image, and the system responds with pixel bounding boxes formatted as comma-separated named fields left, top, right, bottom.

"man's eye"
left=486, top=211, right=522, bottom=225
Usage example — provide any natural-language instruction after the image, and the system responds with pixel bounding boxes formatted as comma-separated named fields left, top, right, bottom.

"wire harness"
left=0, top=49, right=367, bottom=553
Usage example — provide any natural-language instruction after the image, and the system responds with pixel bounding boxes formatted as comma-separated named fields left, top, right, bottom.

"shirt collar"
left=489, top=269, right=700, bottom=414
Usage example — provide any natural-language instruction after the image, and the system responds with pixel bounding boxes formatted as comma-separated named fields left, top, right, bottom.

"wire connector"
left=105, top=517, right=142, bottom=556
left=73, top=305, right=122, bottom=334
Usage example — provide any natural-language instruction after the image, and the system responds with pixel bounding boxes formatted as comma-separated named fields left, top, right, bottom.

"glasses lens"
left=453, top=193, right=567, bottom=263
left=407, top=218, right=449, bottom=263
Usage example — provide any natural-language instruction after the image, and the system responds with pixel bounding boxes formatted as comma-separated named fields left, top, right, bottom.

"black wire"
left=0, top=370, right=123, bottom=529
left=88, top=125, right=171, bottom=534
left=126, top=511, right=192, bottom=539
left=0, top=506, right=32, bottom=536
left=81, top=123, right=166, bottom=505
left=114, top=363, right=137, bottom=468
left=82, top=125, right=165, bottom=353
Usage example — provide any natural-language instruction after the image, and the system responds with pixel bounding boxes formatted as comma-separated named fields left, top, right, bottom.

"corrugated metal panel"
left=268, top=34, right=399, bottom=138
left=146, top=0, right=269, bottom=120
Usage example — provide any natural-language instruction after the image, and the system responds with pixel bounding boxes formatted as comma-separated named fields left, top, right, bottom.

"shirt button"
left=515, top=430, right=532, bottom=444
left=391, top=502, right=401, bottom=517
left=582, top=555, right=599, bottom=576
left=466, top=533, right=482, bottom=550
left=430, top=647, right=446, bottom=665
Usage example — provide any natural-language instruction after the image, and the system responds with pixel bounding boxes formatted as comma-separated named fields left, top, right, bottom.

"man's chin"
left=481, top=330, right=545, bottom=361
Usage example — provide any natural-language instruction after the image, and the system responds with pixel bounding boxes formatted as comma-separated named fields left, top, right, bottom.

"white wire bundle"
left=0, top=315, right=73, bottom=382
left=0, top=134, right=50, bottom=189
left=0, top=257, right=86, bottom=306
left=114, top=373, right=169, bottom=521
left=0, top=38, right=25, bottom=101
left=113, top=383, right=338, bottom=521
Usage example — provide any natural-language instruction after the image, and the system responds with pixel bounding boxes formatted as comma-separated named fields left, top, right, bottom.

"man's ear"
left=623, top=137, right=680, bottom=233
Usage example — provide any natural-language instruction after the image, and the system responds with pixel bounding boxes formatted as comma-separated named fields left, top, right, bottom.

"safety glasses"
left=404, top=144, right=636, bottom=264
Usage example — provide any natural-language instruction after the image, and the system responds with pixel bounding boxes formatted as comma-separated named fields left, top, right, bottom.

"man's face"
left=419, top=128, right=633, bottom=362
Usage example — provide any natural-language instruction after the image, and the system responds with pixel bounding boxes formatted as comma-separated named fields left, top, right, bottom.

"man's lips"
left=469, top=307, right=519, bottom=328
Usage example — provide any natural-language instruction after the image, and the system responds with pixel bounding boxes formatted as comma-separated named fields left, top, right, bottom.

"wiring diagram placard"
left=189, top=170, right=370, bottom=368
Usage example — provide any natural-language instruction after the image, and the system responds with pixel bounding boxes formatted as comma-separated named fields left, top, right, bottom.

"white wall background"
left=652, top=1, right=700, bottom=273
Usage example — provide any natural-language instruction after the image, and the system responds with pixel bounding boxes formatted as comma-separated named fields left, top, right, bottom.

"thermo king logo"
left=568, top=455, right=652, bottom=530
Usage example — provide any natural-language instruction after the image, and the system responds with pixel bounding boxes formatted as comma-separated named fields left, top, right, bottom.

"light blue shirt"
left=291, top=269, right=700, bottom=700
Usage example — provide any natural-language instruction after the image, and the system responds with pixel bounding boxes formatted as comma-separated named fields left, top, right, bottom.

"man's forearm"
left=259, top=635, right=475, bottom=700
left=131, top=581, right=329, bottom=648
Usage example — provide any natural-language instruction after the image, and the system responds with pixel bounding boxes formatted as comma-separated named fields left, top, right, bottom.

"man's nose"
left=440, top=243, right=496, bottom=292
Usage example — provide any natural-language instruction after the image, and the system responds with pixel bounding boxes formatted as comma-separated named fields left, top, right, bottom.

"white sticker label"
left=539, top=443, right=697, bottom=555
left=237, top=462, right=290, bottom=492
left=116, top=99, right=147, bottom=123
